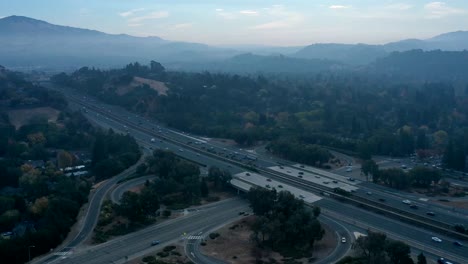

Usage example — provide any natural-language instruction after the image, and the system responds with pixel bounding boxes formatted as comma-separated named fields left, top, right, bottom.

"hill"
left=0, top=16, right=239, bottom=70
left=293, top=43, right=388, bottom=65
left=293, top=31, right=468, bottom=65
left=182, top=53, right=342, bottom=74
left=370, top=49, right=468, bottom=81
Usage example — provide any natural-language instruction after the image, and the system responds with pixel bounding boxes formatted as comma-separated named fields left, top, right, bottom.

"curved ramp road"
left=34, top=150, right=149, bottom=264
left=185, top=213, right=353, bottom=264
left=55, top=198, right=248, bottom=264
left=110, top=175, right=157, bottom=204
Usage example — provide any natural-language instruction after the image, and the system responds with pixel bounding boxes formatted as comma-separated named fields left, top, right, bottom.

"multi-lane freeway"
left=57, top=198, right=248, bottom=264
left=40, top=82, right=468, bottom=264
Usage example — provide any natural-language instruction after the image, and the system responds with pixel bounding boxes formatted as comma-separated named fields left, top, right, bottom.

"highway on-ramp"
left=41, top=82, right=468, bottom=263
left=56, top=198, right=249, bottom=264
left=34, top=149, right=149, bottom=264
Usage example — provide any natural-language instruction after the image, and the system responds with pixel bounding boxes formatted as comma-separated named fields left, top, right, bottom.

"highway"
left=33, top=149, right=149, bottom=264
left=42, top=82, right=468, bottom=263
left=57, top=198, right=249, bottom=264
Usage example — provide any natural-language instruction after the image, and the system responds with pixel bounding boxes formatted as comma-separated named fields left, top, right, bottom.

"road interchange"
left=38, top=82, right=468, bottom=264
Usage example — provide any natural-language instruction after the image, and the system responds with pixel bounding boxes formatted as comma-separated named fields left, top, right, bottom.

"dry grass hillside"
left=116, top=76, right=168, bottom=96
left=8, top=107, right=60, bottom=129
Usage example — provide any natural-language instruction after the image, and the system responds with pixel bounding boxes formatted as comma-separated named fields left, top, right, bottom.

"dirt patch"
left=201, top=216, right=338, bottom=264
left=128, top=244, right=190, bottom=264
left=8, top=107, right=60, bottom=129
left=116, top=76, right=169, bottom=96
left=208, top=138, right=239, bottom=147
left=433, top=200, right=468, bottom=209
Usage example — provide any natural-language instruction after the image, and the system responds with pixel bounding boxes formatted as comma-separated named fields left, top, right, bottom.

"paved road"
left=42, top=82, right=468, bottom=263
left=33, top=147, right=150, bottom=264
left=56, top=198, right=249, bottom=264
left=110, top=175, right=157, bottom=204
left=318, top=200, right=467, bottom=263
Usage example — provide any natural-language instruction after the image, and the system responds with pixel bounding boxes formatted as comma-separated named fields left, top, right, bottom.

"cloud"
left=385, top=3, right=413, bottom=10
left=128, top=23, right=143, bottom=27
left=216, top=10, right=237, bottom=20
left=119, top=8, right=145, bottom=18
left=251, top=5, right=304, bottom=30
left=172, top=23, right=193, bottom=30
left=424, top=2, right=466, bottom=18
left=240, top=10, right=259, bottom=16
left=329, top=5, right=351, bottom=9
left=128, top=11, right=169, bottom=23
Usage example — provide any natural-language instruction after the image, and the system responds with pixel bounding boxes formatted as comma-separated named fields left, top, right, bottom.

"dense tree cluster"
left=338, top=231, right=418, bottom=264
left=52, top=62, right=468, bottom=171
left=0, top=68, right=141, bottom=263
left=136, top=150, right=228, bottom=208
left=92, top=129, right=141, bottom=180
left=374, top=167, right=442, bottom=190
left=247, top=187, right=324, bottom=257
left=267, top=139, right=332, bottom=167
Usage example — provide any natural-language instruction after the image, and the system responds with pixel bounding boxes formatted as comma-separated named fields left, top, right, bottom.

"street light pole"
left=28, top=245, right=35, bottom=262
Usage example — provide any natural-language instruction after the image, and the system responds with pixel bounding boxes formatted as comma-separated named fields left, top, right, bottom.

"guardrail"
left=65, top=91, right=468, bottom=241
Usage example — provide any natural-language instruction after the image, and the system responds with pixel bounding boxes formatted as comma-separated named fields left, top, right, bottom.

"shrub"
left=209, top=232, right=220, bottom=239
left=156, top=251, right=169, bottom=258
left=163, top=245, right=176, bottom=252
left=142, top=256, right=156, bottom=263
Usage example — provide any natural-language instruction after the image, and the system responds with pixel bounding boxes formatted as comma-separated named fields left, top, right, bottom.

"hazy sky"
left=2, top=1, right=468, bottom=46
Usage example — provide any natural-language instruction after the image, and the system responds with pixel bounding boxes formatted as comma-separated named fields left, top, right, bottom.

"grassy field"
left=8, top=106, right=60, bottom=129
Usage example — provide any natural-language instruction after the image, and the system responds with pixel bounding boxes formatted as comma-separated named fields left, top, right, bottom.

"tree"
left=119, top=191, right=142, bottom=221
left=417, top=253, right=427, bottom=264
left=248, top=188, right=324, bottom=257
left=353, top=231, right=387, bottom=264
left=150, top=60, right=165, bottom=74
left=200, top=178, right=209, bottom=197
left=361, top=159, right=379, bottom=182
left=139, top=187, right=160, bottom=217
left=57, top=150, right=74, bottom=168
left=313, top=206, right=321, bottom=218
left=386, top=240, right=413, bottom=264
left=136, top=163, right=148, bottom=175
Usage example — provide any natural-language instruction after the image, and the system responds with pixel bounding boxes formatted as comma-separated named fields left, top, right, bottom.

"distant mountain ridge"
left=180, top=53, right=343, bottom=73
left=0, top=15, right=239, bottom=69
left=0, top=15, right=467, bottom=70
left=293, top=31, right=468, bottom=65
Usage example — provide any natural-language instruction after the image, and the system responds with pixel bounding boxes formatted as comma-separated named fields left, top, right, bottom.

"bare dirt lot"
left=434, top=199, right=468, bottom=209
left=8, top=106, right=60, bottom=129
left=116, top=76, right=169, bottom=96
left=128, top=244, right=191, bottom=264
left=201, top=216, right=337, bottom=264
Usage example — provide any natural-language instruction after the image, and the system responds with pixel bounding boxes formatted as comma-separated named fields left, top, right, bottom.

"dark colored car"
left=453, top=241, right=463, bottom=247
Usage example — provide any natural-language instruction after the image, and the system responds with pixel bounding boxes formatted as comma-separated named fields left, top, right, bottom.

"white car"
left=432, top=237, right=442, bottom=243
left=341, top=237, right=347, bottom=243
left=402, top=200, right=411, bottom=205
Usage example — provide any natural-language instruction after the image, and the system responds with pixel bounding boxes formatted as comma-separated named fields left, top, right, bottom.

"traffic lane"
left=35, top=151, right=149, bottom=264
left=356, top=183, right=468, bottom=225
left=85, top=108, right=240, bottom=175
left=80, top=97, right=463, bottom=239
left=314, top=214, right=353, bottom=264
left=60, top=198, right=249, bottom=264
left=316, top=199, right=468, bottom=261
left=111, top=175, right=157, bottom=204
left=343, top=221, right=446, bottom=264
left=51, top=85, right=468, bottom=256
